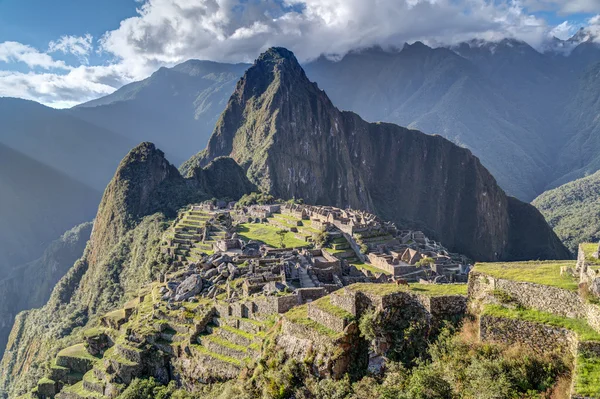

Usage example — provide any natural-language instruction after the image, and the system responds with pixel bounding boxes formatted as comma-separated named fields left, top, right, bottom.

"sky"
left=0, top=0, right=599, bottom=108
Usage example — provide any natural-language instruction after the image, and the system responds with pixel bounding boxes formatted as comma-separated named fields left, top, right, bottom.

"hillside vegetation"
left=533, top=169, right=600, bottom=252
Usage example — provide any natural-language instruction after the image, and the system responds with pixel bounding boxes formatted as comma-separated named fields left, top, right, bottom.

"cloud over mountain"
left=1, top=0, right=600, bottom=107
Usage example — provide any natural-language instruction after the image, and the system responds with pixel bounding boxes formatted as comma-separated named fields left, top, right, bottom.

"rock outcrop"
left=185, top=47, right=569, bottom=262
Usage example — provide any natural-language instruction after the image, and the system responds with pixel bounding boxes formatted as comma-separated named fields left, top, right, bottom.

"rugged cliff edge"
left=184, top=47, right=569, bottom=262
left=0, top=143, right=253, bottom=396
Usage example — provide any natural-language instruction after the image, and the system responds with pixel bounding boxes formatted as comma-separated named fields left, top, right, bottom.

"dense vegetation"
left=533, top=170, right=600, bottom=252
left=115, top=323, right=570, bottom=399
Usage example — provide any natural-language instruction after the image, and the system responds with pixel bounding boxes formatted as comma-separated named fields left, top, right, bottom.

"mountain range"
left=0, top=47, right=570, bottom=395
left=2, top=34, right=596, bottom=279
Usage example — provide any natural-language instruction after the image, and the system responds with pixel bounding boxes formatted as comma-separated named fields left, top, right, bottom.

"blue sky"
left=0, top=0, right=138, bottom=72
left=0, top=0, right=598, bottom=108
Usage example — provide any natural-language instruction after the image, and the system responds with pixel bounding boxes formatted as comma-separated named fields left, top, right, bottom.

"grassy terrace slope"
left=483, top=304, right=600, bottom=341
left=237, top=223, right=309, bottom=248
left=581, top=242, right=600, bottom=270
left=483, top=304, right=600, bottom=397
left=473, top=261, right=578, bottom=291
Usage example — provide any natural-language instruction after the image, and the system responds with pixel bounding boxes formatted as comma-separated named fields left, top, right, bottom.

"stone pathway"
left=298, top=265, right=315, bottom=288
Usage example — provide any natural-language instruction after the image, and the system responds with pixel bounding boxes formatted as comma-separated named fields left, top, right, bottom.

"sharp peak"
left=123, top=142, right=166, bottom=162
left=402, top=41, right=434, bottom=51
left=256, top=47, right=299, bottom=64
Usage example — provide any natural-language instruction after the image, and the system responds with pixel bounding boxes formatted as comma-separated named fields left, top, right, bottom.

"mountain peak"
left=257, top=47, right=298, bottom=64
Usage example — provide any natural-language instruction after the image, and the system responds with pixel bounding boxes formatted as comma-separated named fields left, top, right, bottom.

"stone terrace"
left=471, top=260, right=600, bottom=398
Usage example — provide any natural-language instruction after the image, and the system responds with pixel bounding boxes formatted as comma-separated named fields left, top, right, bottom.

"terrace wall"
left=479, top=314, right=578, bottom=356
left=307, top=303, right=349, bottom=333
left=468, top=271, right=584, bottom=318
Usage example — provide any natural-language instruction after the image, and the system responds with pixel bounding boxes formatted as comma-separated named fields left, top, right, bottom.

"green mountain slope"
left=550, top=62, right=600, bottom=189
left=0, top=143, right=253, bottom=395
left=0, top=222, right=92, bottom=357
left=533, top=169, right=600, bottom=252
left=187, top=47, right=569, bottom=262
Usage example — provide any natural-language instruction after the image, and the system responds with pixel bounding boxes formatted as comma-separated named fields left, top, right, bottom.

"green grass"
left=60, top=381, right=105, bottom=398
left=237, top=223, right=308, bottom=248
left=203, top=334, right=249, bottom=353
left=323, top=247, right=348, bottom=255
left=482, top=304, right=600, bottom=341
left=103, top=309, right=126, bottom=322
left=102, top=346, right=138, bottom=367
left=581, top=242, right=600, bottom=266
left=37, top=377, right=55, bottom=385
left=57, top=344, right=98, bottom=362
left=218, top=325, right=256, bottom=341
left=82, top=327, right=106, bottom=338
left=312, top=296, right=354, bottom=320
left=191, top=344, right=242, bottom=366
left=284, top=305, right=339, bottom=338
left=473, top=261, right=578, bottom=291
left=347, top=283, right=467, bottom=297
left=574, top=354, right=600, bottom=397
left=351, top=261, right=391, bottom=276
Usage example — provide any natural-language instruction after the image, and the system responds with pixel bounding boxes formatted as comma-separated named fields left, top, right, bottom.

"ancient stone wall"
left=480, top=314, right=578, bottom=356
left=469, top=272, right=584, bottom=318
left=330, top=290, right=357, bottom=316
left=277, top=295, right=300, bottom=313
left=307, top=303, right=349, bottom=333
left=427, top=295, right=468, bottom=317
left=297, top=287, right=327, bottom=303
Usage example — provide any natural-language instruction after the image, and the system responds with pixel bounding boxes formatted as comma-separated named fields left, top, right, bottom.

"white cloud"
left=98, top=0, right=556, bottom=64
left=1, top=0, right=599, bottom=107
left=0, top=64, right=137, bottom=108
left=0, top=41, right=69, bottom=70
left=523, top=0, right=600, bottom=15
left=48, top=34, right=94, bottom=64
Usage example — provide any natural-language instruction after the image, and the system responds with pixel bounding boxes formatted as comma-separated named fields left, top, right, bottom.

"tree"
left=277, top=229, right=287, bottom=248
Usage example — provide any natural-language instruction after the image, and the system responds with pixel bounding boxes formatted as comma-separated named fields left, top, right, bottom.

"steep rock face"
left=0, top=222, right=92, bottom=357
left=89, top=142, right=194, bottom=265
left=0, top=143, right=253, bottom=396
left=191, top=156, right=257, bottom=200
left=189, top=47, right=569, bottom=261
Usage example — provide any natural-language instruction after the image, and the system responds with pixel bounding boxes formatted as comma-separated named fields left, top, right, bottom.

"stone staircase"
left=163, top=209, right=232, bottom=265
left=186, top=313, right=268, bottom=381
left=328, top=235, right=361, bottom=264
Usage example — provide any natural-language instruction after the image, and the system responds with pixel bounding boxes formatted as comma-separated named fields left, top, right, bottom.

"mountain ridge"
left=0, top=142, right=254, bottom=394
left=190, top=47, right=570, bottom=261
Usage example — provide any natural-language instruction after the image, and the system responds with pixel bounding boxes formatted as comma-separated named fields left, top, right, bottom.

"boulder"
left=205, top=268, right=219, bottom=279
left=227, top=263, right=238, bottom=276
left=174, top=274, right=203, bottom=302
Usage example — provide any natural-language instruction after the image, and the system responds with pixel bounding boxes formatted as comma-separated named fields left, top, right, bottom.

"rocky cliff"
left=184, top=47, right=569, bottom=262
left=0, top=143, right=253, bottom=396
